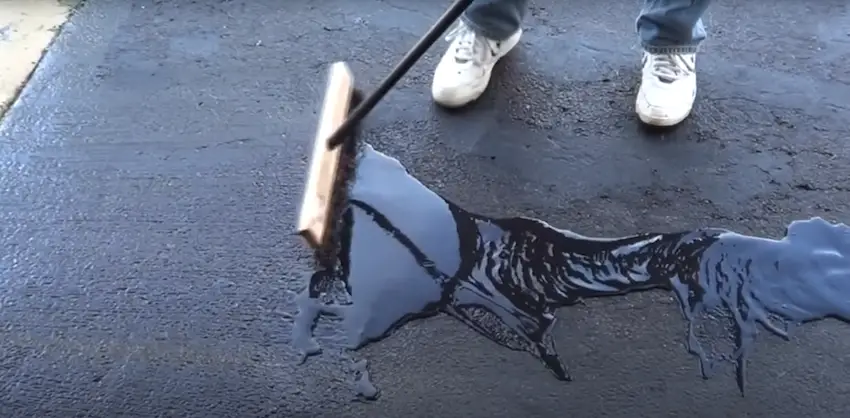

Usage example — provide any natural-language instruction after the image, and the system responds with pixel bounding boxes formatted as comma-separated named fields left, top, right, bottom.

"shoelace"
left=444, top=23, right=489, bottom=65
left=649, top=54, right=694, bottom=83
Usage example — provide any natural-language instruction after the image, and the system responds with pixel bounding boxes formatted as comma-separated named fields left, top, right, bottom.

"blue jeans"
left=461, top=0, right=711, bottom=54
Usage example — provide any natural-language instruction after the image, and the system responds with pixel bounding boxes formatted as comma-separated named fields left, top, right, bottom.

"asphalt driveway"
left=1, top=0, right=849, bottom=417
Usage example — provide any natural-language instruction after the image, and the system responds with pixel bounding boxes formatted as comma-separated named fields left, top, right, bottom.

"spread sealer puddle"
left=293, top=144, right=850, bottom=398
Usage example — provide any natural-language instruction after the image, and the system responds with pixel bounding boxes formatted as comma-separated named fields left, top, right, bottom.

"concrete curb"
left=0, top=0, right=81, bottom=118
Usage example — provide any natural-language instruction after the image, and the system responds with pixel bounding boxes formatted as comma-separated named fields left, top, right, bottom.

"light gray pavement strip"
left=0, top=0, right=79, bottom=116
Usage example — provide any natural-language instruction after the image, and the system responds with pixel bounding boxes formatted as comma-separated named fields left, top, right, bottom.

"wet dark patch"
left=293, top=144, right=850, bottom=397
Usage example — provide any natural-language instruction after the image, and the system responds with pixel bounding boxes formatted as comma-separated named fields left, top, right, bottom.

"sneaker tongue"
left=453, top=42, right=478, bottom=62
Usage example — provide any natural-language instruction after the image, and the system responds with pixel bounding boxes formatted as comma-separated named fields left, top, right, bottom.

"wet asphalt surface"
left=2, top=0, right=850, bottom=416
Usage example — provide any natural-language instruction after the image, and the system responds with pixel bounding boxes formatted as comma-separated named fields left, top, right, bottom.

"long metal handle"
left=325, top=0, right=475, bottom=149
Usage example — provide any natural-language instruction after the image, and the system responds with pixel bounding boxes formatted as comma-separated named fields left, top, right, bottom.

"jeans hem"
left=460, top=14, right=517, bottom=42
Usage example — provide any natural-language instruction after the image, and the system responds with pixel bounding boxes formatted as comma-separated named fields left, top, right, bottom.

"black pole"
left=325, top=0, right=475, bottom=149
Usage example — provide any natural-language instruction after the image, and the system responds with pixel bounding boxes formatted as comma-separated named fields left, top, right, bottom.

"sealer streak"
left=293, top=144, right=850, bottom=397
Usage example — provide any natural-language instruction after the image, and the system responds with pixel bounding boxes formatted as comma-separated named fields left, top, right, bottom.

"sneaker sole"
left=637, top=109, right=690, bottom=127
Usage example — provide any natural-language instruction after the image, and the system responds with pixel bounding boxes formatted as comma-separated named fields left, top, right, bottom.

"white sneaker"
left=635, top=52, right=698, bottom=127
left=431, top=22, right=523, bottom=108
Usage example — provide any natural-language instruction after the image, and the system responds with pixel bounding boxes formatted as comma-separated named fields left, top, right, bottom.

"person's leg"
left=431, top=0, right=528, bottom=108
left=634, top=0, right=712, bottom=127
left=461, top=0, right=527, bottom=41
